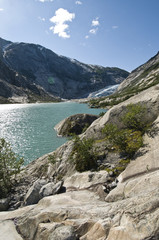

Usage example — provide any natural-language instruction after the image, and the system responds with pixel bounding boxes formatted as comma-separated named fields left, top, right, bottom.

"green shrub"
left=48, top=153, right=56, bottom=165
left=122, top=103, right=147, bottom=133
left=102, top=103, right=149, bottom=157
left=99, top=112, right=105, bottom=117
left=0, top=138, right=24, bottom=198
left=71, top=136, right=98, bottom=172
left=103, top=124, right=143, bottom=157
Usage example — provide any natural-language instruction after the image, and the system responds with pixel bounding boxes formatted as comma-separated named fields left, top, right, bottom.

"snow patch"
left=88, top=84, right=119, bottom=98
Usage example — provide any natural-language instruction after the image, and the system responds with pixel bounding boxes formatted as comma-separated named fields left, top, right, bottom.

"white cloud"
left=0, top=8, right=4, bottom=11
left=75, top=1, right=82, bottom=4
left=92, top=18, right=99, bottom=27
left=50, top=8, right=75, bottom=39
left=89, top=28, right=98, bottom=34
left=112, top=25, right=118, bottom=29
left=85, top=35, right=89, bottom=39
left=38, top=16, right=45, bottom=22
left=39, top=0, right=54, bottom=2
left=86, top=17, right=100, bottom=37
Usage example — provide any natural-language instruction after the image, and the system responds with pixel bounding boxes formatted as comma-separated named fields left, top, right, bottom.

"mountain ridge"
left=0, top=37, right=129, bottom=103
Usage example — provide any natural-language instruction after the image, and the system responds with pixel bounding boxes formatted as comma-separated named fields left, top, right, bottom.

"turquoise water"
left=0, top=102, right=105, bottom=164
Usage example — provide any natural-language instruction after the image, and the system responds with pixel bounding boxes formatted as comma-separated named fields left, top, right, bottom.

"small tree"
left=0, top=138, right=24, bottom=198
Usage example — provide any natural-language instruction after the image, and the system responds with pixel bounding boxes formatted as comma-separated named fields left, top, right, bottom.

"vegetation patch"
left=102, top=103, right=150, bottom=158
left=0, top=138, right=24, bottom=198
left=48, top=153, right=56, bottom=165
left=70, top=136, right=98, bottom=172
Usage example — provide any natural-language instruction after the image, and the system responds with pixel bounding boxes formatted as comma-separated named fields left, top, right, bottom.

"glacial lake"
left=0, top=102, right=106, bottom=165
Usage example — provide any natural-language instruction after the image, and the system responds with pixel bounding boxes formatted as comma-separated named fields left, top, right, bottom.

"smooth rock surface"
left=0, top=220, right=23, bottom=240
left=64, top=171, right=108, bottom=190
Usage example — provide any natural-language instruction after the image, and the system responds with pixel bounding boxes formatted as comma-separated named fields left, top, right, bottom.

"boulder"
left=54, top=113, right=98, bottom=136
left=39, top=181, right=63, bottom=198
left=24, top=179, right=47, bottom=205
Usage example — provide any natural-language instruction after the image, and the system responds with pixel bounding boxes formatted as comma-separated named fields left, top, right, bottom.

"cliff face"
left=0, top=37, right=128, bottom=102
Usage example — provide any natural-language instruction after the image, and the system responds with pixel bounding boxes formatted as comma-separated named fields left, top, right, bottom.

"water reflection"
left=0, top=102, right=106, bottom=164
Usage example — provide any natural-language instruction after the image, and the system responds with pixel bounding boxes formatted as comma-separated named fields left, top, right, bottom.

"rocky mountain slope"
left=88, top=51, right=159, bottom=108
left=117, top=51, right=159, bottom=92
left=0, top=37, right=128, bottom=103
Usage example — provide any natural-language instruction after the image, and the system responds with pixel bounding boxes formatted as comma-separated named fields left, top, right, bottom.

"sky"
left=0, top=0, right=159, bottom=72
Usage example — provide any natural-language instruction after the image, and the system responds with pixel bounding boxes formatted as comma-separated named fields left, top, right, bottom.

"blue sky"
left=0, top=0, right=159, bottom=72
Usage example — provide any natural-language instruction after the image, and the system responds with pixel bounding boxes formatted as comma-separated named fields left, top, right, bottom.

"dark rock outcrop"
left=54, top=113, right=99, bottom=136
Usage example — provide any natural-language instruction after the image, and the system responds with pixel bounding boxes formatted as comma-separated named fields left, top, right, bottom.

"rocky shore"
left=0, top=83, right=159, bottom=239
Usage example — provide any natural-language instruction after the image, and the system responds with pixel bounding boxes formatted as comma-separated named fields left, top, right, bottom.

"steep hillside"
left=88, top=52, right=159, bottom=108
left=0, top=57, right=60, bottom=103
left=0, top=37, right=128, bottom=103
left=118, top=51, right=159, bottom=92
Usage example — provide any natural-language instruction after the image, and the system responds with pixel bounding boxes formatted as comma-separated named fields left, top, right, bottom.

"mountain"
left=117, top=51, right=159, bottom=93
left=88, top=51, right=159, bottom=108
left=0, top=37, right=129, bottom=103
